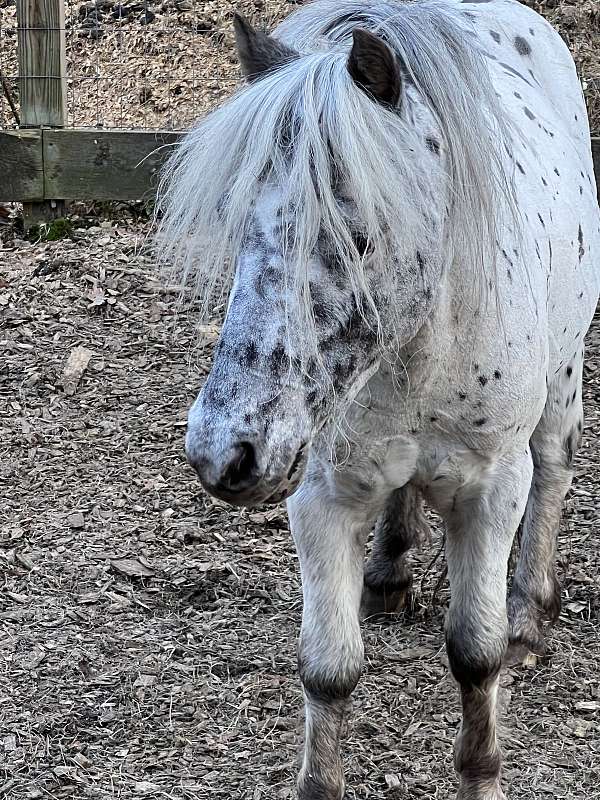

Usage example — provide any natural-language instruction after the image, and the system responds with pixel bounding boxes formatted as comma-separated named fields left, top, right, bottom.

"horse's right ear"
left=233, top=13, right=298, bottom=82
left=347, top=28, right=403, bottom=108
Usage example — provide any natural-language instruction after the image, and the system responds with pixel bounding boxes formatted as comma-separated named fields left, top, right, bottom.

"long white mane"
left=155, top=0, right=518, bottom=331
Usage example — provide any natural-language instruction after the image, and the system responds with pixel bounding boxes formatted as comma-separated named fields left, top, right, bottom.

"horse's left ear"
left=233, top=13, right=298, bottom=82
left=347, top=28, right=403, bottom=108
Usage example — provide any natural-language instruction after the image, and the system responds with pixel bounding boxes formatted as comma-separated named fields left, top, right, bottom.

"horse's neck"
left=393, top=246, right=485, bottom=378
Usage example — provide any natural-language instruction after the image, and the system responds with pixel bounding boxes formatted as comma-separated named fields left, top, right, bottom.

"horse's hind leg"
left=508, top=354, right=584, bottom=656
left=361, top=483, right=429, bottom=616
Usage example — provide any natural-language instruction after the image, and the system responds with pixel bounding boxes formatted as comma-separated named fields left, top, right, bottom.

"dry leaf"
left=570, top=718, right=592, bottom=738
left=24, top=648, right=47, bottom=670
left=198, top=323, right=221, bottom=343
left=62, top=346, right=93, bottom=396
left=134, top=674, right=158, bottom=687
left=110, top=558, right=156, bottom=577
left=386, top=646, right=434, bottom=662
left=134, top=781, right=160, bottom=794
left=385, top=774, right=401, bottom=789
left=6, top=591, right=28, bottom=604
left=15, top=553, right=33, bottom=570
left=575, top=700, right=600, bottom=712
left=404, top=720, right=422, bottom=737
left=522, top=652, right=538, bottom=668
left=72, top=753, right=92, bottom=769
left=88, top=285, right=107, bottom=308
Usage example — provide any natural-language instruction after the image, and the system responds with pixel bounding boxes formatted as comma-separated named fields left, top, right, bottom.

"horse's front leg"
left=288, top=475, right=380, bottom=800
left=429, top=448, right=533, bottom=800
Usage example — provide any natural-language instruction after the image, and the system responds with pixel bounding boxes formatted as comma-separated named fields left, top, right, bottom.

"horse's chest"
left=351, top=341, right=545, bottom=457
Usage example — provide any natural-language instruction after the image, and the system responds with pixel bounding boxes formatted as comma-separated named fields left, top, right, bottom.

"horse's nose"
left=187, top=440, right=262, bottom=497
left=215, top=441, right=260, bottom=494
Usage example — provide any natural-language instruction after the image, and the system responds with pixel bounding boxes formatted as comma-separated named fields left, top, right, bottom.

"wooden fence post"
left=17, top=0, right=67, bottom=226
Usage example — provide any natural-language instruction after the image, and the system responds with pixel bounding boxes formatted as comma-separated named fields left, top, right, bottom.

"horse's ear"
left=233, top=13, right=298, bottom=82
left=347, top=28, right=402, bottom=107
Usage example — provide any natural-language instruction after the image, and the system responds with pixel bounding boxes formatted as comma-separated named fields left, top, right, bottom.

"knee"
left=446, top=620, right=506, bottom=687
left=298, top=645, right=363, bottom=701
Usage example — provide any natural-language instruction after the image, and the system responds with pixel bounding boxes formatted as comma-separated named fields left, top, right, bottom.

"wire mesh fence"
left=0, top=0, right=288, bottom=130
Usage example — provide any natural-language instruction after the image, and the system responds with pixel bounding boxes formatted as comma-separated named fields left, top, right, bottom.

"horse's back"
left=461, top=0, right=599, bottom=371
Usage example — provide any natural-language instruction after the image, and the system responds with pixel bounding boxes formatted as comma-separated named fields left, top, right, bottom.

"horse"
left=156, top=1, right=600, bottom=797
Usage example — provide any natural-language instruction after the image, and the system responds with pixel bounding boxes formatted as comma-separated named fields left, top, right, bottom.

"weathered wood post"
left=16, top=0, right=67, bottom=226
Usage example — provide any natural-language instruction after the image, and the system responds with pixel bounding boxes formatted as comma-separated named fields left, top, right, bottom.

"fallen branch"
left=0, top=69, right=20, bottom=126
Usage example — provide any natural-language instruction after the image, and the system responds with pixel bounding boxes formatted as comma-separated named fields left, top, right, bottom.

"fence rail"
left=0, top=128, right=180, bottom=202
left=1, top=128, right=599, bottom=205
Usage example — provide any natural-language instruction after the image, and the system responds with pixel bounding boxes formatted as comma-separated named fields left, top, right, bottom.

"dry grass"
left=0, top=0, right=302, bottom=130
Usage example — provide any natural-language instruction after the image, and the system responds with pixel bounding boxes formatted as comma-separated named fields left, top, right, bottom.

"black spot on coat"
left=514, top=36, right=532, bottom=56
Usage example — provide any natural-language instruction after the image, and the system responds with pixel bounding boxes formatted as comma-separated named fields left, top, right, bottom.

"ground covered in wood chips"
left=1, top=216, right=599, bottom=800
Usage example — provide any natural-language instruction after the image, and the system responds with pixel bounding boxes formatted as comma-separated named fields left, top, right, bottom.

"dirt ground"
left=1, top=0, right=600, bottom=798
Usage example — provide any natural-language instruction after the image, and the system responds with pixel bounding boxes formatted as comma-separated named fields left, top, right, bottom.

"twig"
left=430, top=562, right=449, bottom=608
left=0, top=69, right=20, bottom=126
left=419, top=530, right=446, bottom=595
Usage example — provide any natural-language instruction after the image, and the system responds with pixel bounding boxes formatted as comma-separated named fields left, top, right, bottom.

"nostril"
left=220, top=441, right=257, bottom=491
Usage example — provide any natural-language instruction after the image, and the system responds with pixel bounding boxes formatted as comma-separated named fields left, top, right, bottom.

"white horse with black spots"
left=156, top=1, right=600, bottom=797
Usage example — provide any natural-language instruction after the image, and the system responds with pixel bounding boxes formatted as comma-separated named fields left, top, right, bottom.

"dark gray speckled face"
left=185, top=185, right=380, bottom=507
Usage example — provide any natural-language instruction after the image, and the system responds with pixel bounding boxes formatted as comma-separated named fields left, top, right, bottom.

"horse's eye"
left=352, top=231, right=372, bottom=258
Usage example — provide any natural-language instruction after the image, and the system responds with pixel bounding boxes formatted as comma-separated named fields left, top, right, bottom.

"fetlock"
left=298, top=767, right=344, bottom=800
left=457, top=779, right=506, bottom=800
left=361, top=559, right=412, bottom=617
left=455, top=736, right=504, bottom=800
left=507, top=591, right=546, bottom=657
left=507, top=574, right=561, bottom=657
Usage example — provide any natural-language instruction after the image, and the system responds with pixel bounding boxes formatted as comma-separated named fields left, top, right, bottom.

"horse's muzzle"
left=186, top=435, right=307, bottom=508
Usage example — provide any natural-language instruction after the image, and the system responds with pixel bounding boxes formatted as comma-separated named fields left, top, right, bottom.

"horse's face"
left=185, top=16, right=409, bottom=507
left=186, top=184, right=380, bottom=507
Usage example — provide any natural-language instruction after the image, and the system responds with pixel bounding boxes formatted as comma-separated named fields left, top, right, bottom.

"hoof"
left=360, top=577, right=412, bottom=619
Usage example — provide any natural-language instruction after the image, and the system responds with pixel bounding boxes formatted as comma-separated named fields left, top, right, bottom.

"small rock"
left=67, top=512, right=85, bottom=529
left=134, top=781, right=160, bottom=794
